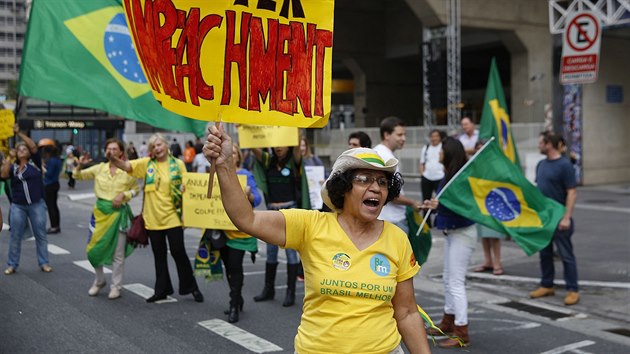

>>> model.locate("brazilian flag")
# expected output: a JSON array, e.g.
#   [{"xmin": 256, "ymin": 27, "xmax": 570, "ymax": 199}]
[
  {"xmin": 439, "ymin": 142, "xmax": 565, "ymax": 256},
  {"xmin": 19, "ymin": 0, "xmax": 207, "ymax": 137},
  {"xmin": 479, "ymin": 58, "xmax": 521, "ymax": 167},
  {"xmin": 405, "ymin": 206, "xmax": 432, "ymax": 265}
]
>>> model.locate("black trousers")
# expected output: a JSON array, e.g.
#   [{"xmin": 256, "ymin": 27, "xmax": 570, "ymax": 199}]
[
  {"xmin": 421, "ymin": 176, "xmax": 440, "ymax": 227},
  {"xmin": 220, "ymin": 246, "xmax": 245, "ymax": 306},
  {"xmin": 148, "ymin": 227, "xmax": 198, "ymax": 295},
  {"xmin": 44, "ymin": 182, "xmax": 60, "ymax": 228},
  {"xmin": 420, "ymin": 176, "xmax": 440, "ymax": 201}
]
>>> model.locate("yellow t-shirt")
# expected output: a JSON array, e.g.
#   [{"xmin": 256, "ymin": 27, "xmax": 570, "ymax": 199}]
[
  {"xmin": 129, "ymin": 157, "xmax": 186, "ymax": 230},
  {"xmin": 282, "ymin": 209, "xmax": 420, "ymax": 354}
]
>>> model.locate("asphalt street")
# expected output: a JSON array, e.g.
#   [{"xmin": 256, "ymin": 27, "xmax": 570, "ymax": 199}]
[{"xmin": 0, "ymin": 178, "xmax": 629, "ymax": 353}]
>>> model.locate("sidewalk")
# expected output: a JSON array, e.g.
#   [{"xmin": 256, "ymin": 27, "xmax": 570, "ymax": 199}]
[{"xmin": 417, "ymin": 184, "xmax": 630, "ymax": 326}]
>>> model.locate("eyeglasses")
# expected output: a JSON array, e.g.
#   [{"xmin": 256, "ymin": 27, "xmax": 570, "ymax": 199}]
[{"xmin": 352, "ymin": 175, "xmax": 389, "ymax": 188}]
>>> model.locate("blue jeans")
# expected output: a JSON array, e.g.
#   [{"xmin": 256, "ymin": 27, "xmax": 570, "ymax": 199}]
[
  {"xmin": 265, "ymin": 201, "xmax": 299, "ymax": 265},
  {"xmin": 539, "ymin": 219, "xmax": 578, "ymax": 291},
  {"xmin": 266, "ymin": 243, "xmax": 299, "ymax": 265},
  {"xmin": 8, "ymin": 199, "xmax": 50, "ymax": 268}
]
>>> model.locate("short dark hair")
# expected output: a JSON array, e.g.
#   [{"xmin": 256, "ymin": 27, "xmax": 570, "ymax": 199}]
[
  {"xmin": 105, "ymin": 138, "xmax": 125, "ymax": 152},
  {"xmin": 429, "ymin": 129, "xmax": 446, "ymax": 141},
  {"xmin": 379, "ymin": 116, "xmax": 404, "ymax": 140},
  {"xmin": 348, "ymin": 131, "xmax": 372, "ymax": 148},
  {"xmin": 326, "ymin": 169, "xmax": 403, "ymax": 210},
  {"xmin": 540, "ymin": 131, "xmax": 562, "ymax": 150},
  {"xmin": 461, "ymin": 116, "xmax": 473, "ymax": 124}
]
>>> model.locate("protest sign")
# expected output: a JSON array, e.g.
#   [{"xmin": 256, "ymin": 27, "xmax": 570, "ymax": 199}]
[
  {"xmin": 0, "ymin": 110, "xmax": 15, "ymax": 139},
  {"xmin": 237, "ymin": 125, "xmax": 299, "ymax": 148},
  {"xmin": 304, "ymin": 165, "xmax": 324, "ymax": 210},
  {"xmin": 183, "ymin": 172, "xmax": 247, "ymax": 230},
  {"xmin": 123, "ymin": 0, "xmax": 335, "ymax": 128}
]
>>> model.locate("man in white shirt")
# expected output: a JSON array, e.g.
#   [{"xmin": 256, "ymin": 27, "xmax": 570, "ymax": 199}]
[
  {"xmin": 373, "ymin": 117, "xmax": 423, "ymax": 234},
  {"xmin": 458, "ymin": 116, "xmax": 479, "ymax": 157}
]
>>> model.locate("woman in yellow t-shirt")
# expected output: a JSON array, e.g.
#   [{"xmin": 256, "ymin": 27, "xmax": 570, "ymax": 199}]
[
  {"xmin": 204, "ymin": 125, "xmax": 431, "ymax": 354},
  {"xmin": 108, "ymin": 133, "xmax": 203, "ymax": 304}
]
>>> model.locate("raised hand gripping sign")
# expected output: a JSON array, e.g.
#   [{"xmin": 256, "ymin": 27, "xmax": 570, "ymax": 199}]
[{"xmin": 123, "ymin": 0, "xmax": 334, "ymax": 128}]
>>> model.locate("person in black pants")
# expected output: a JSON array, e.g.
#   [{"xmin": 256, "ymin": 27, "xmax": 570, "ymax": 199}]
[
  {"xmin": 107, "ymin": 133, "xmax": 203, "ymax": 303},
  {"xmin": 418, "ymin": 129, "xmax": 445, "ymax": 227},
  {"xmin": 42, "ymin": 143, "xmax": 62, "ymax": 234},
  {"xmin": 218, "ymin": 144, "xmax": 262, "ymax": 323}
]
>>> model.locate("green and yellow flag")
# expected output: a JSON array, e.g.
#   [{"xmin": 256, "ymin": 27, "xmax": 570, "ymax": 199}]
[
  {"xmin": 19, "ymin": 0, "xmax": 207, "ymax": 136},
  {"xmin": 439, "ymin": 142, "xmax": 565, "ymax": 256},
  {"xmin": 406, "ymin": 206, "xmax": 432, "ymax": 265},
  {"xmin": 479, "ymin": 58, "xmax": 520, "ymax": 167}
]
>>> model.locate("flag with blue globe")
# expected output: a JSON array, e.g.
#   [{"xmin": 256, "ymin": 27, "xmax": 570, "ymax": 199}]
[
  {"xmin": 439, "ymin": 142, "xmax": 564, "ymax": 256},
  {"xmin": 19, "ymin": 0, "xmax": 207, "ymax": 136}
]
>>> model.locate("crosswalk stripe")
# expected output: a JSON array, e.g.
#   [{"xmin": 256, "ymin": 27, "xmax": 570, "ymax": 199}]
[
  {"xmin": 67, "ymin": 192, "xmax": 96, "ymax": 201},
  {"xmin": 47, "ymin": 244, "xmax": 71, "ymax": 255},
  {"xmin": 198, "ymin": 319, "xmax": 283, "ymax": 353},
  {"xmin": 73, "ymin": 260, "xmax": 111, "ymax": 274},
  {"xmin": 123, "ymin": 283, "xmax": 177, "ymax": 303}
]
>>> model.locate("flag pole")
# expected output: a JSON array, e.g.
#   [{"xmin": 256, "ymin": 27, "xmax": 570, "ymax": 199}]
[
  {"xmin": 206, "ymin": 114, "xmax": 223, "ymax": 198},
  {"xmin": 416, "ymin": 137, "xmax": 496, "ymax": 236}
]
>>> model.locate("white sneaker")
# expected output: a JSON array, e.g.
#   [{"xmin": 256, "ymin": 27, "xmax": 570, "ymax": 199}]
[
  {"xmin": 108, "ymin": 287, "xmax": 121, "ymax": 300},
  {"xmin": 88, "ymin": 282, "xmax": 106, "ymax": 296}
]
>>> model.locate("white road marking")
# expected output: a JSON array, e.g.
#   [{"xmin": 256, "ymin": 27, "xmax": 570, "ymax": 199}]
[
  {"xmin": 575, "ymin": 203, "xmax": 630, "ymax": 214},
  {"xmin": 67, "ymin": 192, "xmax": 96, "ymax": 201},
  {"xmin": 123, "ymin": 283, "xmax": 177, "ymax": 303},
  {"xmin": 469, "ymin": 317, "xmax": 541, "ymax": 331},
  {"xmin": 47, "ymin": 244, "xmax": 70, "ymax": 255},
  {"xmin": 24, "ymin": 239, "xmax": 71, "ymax": 255},
  {"xmin": 73, "ymin": 260, "xmax": 111, "ymax": 274},
  {"xmin": 539, "ymin": 340, "xmax": 596, "ymax": 354},
  {"xmin": 198, "ymin": 319, "xmax": 283, "ymax": 353},
  {"xmin": 467, "ymin": 272, "xmax": 630, "ymax": 289}
]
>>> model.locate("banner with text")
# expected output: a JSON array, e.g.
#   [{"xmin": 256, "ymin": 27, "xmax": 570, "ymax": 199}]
[
  {"xmin": 237, "ymin": 125, "xmax": 299, "ymax": 148},
  {"xmin": 123, "ymin": 0, "xmax": 334, "ymax": 128},
  {"xmin": 183, "ymin": 172, "xmax": 247, "ymax": 230}
]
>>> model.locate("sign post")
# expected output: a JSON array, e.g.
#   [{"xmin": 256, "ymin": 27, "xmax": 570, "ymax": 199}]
[{"xmin": 560, "ymin": 11, "xmax": 602, "ymax": 84}]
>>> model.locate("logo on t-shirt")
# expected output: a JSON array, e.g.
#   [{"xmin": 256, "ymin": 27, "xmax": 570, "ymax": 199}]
[
  {"xmin": 370, "ymin": 254, "xmax": 390, "ymax": 277},
  {"xmin": 332, "ymin": 253, "xmax": 351, "ymax": 271},
  {"xmin": 410, "ymin": 253, "xmax": 417, "ymax": 268}
]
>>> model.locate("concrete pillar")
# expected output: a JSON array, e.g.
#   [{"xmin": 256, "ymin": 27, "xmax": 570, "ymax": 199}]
[
  {"xmin": 343, "ymin": 58, "xmax": 367, "ymax": 128},
  {"xmin": 511, "ymin": 28, "xmax": 553, "ymax": 124}
]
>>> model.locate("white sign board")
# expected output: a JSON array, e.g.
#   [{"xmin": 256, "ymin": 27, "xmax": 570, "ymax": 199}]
[
  {"xmin": 304, "ymin": 166, "xmax": 325, "ymax": 210},
  {"xmin": 560, "ymin": 11, "xmax": 602, "ymax": 84}
]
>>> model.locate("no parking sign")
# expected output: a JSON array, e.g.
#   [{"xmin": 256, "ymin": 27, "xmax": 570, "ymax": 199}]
[{"xmin": 560, "ymin": 11, "xmax": 602, "ymax": 84}]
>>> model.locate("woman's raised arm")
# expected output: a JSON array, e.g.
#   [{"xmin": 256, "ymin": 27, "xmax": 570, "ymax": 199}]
[{"xmin": 205, "ymin": 124, "xmax": 287, "ymax": 247}]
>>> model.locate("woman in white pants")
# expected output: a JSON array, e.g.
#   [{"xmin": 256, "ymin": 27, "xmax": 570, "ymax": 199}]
[
  {"xmin": 73, "ymin": 139, "xmax": 139, "ymax": 299},
  {"xmin": 425, "ymin": 137, "xmax": 476, "ymax": 348}
]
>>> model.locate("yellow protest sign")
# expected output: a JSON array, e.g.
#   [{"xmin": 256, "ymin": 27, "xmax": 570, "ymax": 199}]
[
  {"xmin": 123, "ymin": 0, "xmax": 334, "ymax": 128},
  {"xmin": 183, "ymin": 172, "xmax": 247, "ymax": 230},
  {"xmin": 0, "ymin": 110, "xmax": 15, "ymax": 139},
  {"xmin": 237, "ymin": 125, "xmax": 299, "ymax": 148}
]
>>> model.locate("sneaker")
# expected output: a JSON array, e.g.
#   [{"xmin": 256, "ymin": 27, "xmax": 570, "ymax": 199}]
[
  {"xmin": 108, "ymin": 287, "xmax": 121, "ymax": 300},
  {"xmin": 88, "ymin": 281, "xmax": 106, "ymax": 296},
  {"xmin": 46, "ymin": 227, "xmax": 61, "ymax": 234},
  {"xmin": 529, "ymin": 287, "xmax": 555, "ymax": 298},
  {"xmin": 40, "ymin": 265, "xmax": 53, "ymax": 273},
  {"xmin": 4, "ymin": 267, "xmax": 16, "ymax": 275},
  {"xmin": 564, "ymin": 291, "xmax": 580, "ymax": 305}
]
